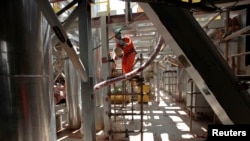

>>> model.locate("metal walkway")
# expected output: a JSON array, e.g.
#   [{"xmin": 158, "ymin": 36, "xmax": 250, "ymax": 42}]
[{"xmin": 138, "ymin": 2, "xmax": 250, "ymax": 124}]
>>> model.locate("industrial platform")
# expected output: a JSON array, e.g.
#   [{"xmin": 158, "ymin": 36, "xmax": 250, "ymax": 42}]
[{"xmin": 57, "ymin": 90, "xmax": 213, "ymax": 141}]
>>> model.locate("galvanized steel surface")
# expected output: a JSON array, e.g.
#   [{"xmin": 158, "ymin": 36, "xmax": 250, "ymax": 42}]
[
  {"xmin": 0, "ymin": 0, "xmax": 56, "ymax": 141},
  {"xmin": 64, "ymin": 59, "xmax": 81, "ymax": 130}
]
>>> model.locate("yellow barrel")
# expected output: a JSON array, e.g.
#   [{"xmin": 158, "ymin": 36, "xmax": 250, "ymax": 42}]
[{"xmin": 137, "ymin": 84, "xmax": 150, "ymax": 94}]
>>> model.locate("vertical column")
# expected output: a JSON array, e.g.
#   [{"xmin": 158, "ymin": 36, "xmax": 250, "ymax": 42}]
[
  {"xmin": 245, "ymin": 5, "xmax": 250, "ymax": 66},
  {"xmin": 125, "ymin": 0, "xmax": 132, "ymax": 26},
  {"xmin": 163, "ymin": 71, "xmax": 166, "ymax": 92},
  {"xmin": 0, "ymin": 0, "xmax": 56, "ymax": 141},
  {"xmin": 64, "ymin": 59, "xmax": 81, "ymax": 130},
  {"xmin": 224, "ymin": 9, "xmax": 230, "ymax": 62},
  {"xmin": 153, "ymin": 62, "xmax": 160, "ymax": 103},
  {"xmin": 100, "ymin": 16, "xmax": 111, "ymax": 138},
  {"xmin": 93, "ymin": 27, "xmax": 104, "ymax": 132},
  {"xmin": 79, "ymin": 1, "xmax": 96, "ymax": 141},
  {"xmin": 153, "ymin": 62, "xmax": 157, "ymax": 101},
  {"xmin": 156, "ymin": 62, "xmax": 160, "ymax": 103}
]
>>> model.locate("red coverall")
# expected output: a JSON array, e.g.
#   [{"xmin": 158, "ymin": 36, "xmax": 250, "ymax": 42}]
[{"xmin": 116, "ymin": 36, "xmax": 136, "ymax": 73}]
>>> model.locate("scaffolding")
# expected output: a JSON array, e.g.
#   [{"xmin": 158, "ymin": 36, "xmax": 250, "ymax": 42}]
[
  {"xmin": 107, "ymin": 54, "xmax": 146, "ymax": 141},
  {"xmin": 163, "ymin": 70, "xmax": 177, "ymax": 96},
  {"xmin": 186, "ymin": 79, "xmax": 214, "ymax": 131}
]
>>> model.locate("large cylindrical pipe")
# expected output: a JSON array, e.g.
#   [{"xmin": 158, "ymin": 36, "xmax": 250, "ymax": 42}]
[
  {"xmin": 93, "ymin": 29, "xmax": 104, "ymax": 131},
  {"xmin": 93, "ymin": 28, "xmax": 103, "ymax": 106},
  {"xmin": 64, "ymin": 59, "xmax": 81, "ymax": 130},
  {"xmin": 0, "ymin": 0, "xmax": 56, "ymax": 141}
]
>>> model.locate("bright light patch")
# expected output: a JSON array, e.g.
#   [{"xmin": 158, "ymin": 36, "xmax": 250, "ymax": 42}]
[
  {"xmin": 169, "ymin": 116, "xmax": 183, "ymax": 122},
  {"xmin": 165, "ymin": 106, "xmax": 181, "ymax": 110},
  {"xmin": 152, "ymin": 110, "xmax": 163, "ymax": 114},
  {"xmin": 154, "ymin": 116, "xmax": 160, "ymax": 119},
  {"xmin": 160, "ymin": 133, "xmax": 170, "ymax": 141},
  {"xmin": 57, "ymin": 135, "xmax": 68, "ymax": 141},
  {"xmin": 72, "ymin": 129, "xmax": 80, "ymax": 134},
  {"xmin": 96, "ymin": 130, "xmax": 104, "ymax": 135},
  {"xmin": 178, "ymin": 110, "xmax": 187, "ymax": 115},
  {"xmin": 159, "ymin": 90, "xmax": 165, "ymax": 96},
  {"xmin": 110, "ymin": 0, "xmax": 125, "ymax": 14},
  {"xmin": 165, "ymin": 110, "xmax": 176, "ymax": 114},
  {"xmin": 176, "ymin": 122, "xmax": 190, "ymax": 131},
  {"xmin": 181, "ymin": 133, "xmax": 194, "ymax": 139},
  {"xmin": 129, "ymin": 132, "xmax": 154, "ymax": 141},
  {"xmin": 159, "ymin": 102, "xmax": 168, "ymax": 106},
  {"xmin": 201, "ymin": 127, "xmax": 207, "ymax": 132},
  {"xmin": 131, "ymin": 115, "xmax": 151, "ymax": 120},
  {"xmin": 215, "ymin": 15, "xmax": 221, "ymax": 20}
]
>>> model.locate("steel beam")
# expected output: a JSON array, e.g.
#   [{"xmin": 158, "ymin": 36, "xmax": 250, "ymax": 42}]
[
  {"xmin": 139, "ymin": 2, "xmax": 250, "ymax": 124},
  {"xmin": 79, "ymin": 0, "xmax": 96, "ymax": 140}
]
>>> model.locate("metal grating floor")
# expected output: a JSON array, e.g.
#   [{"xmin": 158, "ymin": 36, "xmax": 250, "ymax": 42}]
[{"xmin": 57, "ymin": 90, "xmax": 213, "ymax": 141}]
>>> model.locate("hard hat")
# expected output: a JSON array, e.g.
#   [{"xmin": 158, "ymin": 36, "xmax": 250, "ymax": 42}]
[
  {"xmin": 114, "ymin": 47, "xmax": 123, "ymax": 57},
  {"xmin": 114, "ymin": 28, "xmax": 122, "ymax": 35}
]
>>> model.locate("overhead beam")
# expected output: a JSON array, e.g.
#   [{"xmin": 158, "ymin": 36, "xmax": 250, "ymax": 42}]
[{"xmin": 92, "ymin": 12, "xmax": 149, "ymax": 27}]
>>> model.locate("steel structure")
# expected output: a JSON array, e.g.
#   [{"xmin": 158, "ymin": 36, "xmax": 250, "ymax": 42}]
[{"xmin": 1, "ymin": 0, "xmax": 250, "ymax": 141}]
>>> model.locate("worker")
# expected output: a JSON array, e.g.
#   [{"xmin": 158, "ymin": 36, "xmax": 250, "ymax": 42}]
[{"xmin": 113, "ymin": 29, "xmax": 137, "ymax": 73}]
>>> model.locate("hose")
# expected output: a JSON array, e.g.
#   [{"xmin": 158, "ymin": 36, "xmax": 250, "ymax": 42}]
[{"xmin": 94, "ymin": 36, "xmax": 165, "ymax": 91}]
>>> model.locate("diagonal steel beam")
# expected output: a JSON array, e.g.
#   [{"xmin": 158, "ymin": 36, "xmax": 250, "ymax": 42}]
[
  {"xmin": 35, "ymin": 0, "xmax": 88, "ymax": 82},
  {"xmin": 139, "ymin": 2, "xmax": 250, "ymax": 124}
]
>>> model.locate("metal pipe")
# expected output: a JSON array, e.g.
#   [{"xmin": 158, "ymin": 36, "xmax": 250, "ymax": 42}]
[
  {"xmin": 131, "ymin": 82, "xmax": 134, "ymax": 120},
  {"xmin": 100, "ymin": 16, "xmax": 111, "ymax": 138},
  {"xmin": 158, "ymin": 63, "xmax": 166, "ymax": 70},
  {"xmin": 93, "ymin": 28, "xmax": 105, "ymax": 132},
  {"xmin": 230, "ymin": 51, "xmax": 250, "ymax": 58},
  {"xmin": 189, "ymin": 79, "xmax": 194, "ymax": 132},
  {"xmin": 93, "ymin": 28, "xmax": 103, "ymax": 106},
  {"xmin": 229, "ymin": 51, "xmax": 250, "ymax": 74},
  {"xmin": 64, "ymin": 59, "xmax": 81, "ymax": 130},
  {"xmin": 202, "ymin": 12, "xmax": 221, "ymax": 29},
  {"xmin": 139, "ymin": 54, "xmax": 143, "ymax": 141},
  {"xmin": 53, "ymin": 71, "xmax": 63, "ymax": 83},
  {"xmin": 56, "ymin": 0, "xmax": 79, "ymax": 16},
  {"xmin": 51, "ymin": 2, "xmax": 82, "ymax": 46},
  {"xmin": 125, "ymin": 0, "xmax": 132, "ymax": 26},
  {"xmin": 224, "ymin": 9, "xmax": 230, "ymax": 62},
  {"xmin": 156, "ymin": 62, "xmax": 160, "ymax": 102},
  {"xmin": 107, "ymin": 0, "xmax": 111, "ymax": 23},
  {"xmin": 0, "ymin": 0, "xmax": 56, "ymax": 140},
  {"xmin": 224, "ymin": 26, "xmax": 250, "ymax": 41},
  {"xmin": 35, "ymin": 0, "xmax": 88, "ymax": 82},
  {"xmin": 78, "ymin": 1, "xmax": 96, "ymax": 140},
  {"xmin": 153, "ymin": 62, "xmax": 157, "ymax": 98},
  {"xmin": 94, "ymin": 36, "xmax": 165, "ymax": 91}
]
